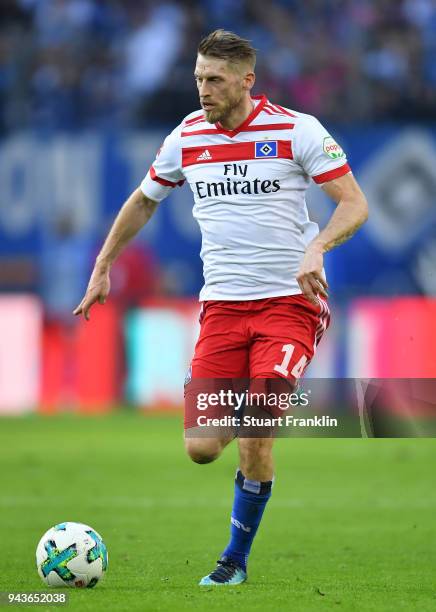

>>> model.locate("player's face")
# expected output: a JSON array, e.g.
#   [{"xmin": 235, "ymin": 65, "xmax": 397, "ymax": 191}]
[{"xmin": 195, "ymin": 55, "xmax": 251, "ymax": 124}]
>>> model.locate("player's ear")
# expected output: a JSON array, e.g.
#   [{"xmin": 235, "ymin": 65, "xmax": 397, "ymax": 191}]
[{"xmin": 243, "ymin": 70, "xmax": 255, "ymax": 92}]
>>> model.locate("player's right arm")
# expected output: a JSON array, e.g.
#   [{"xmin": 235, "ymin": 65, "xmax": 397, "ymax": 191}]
[
  {"xmin": 73, "ymin": 189, "xmax": 158, "ymax": 320},
  {"xmin": 74, "ymin": 123, "xmax": 185, "ymax": 321}
]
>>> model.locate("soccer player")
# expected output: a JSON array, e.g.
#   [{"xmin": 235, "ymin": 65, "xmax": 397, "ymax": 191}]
[{"xmin": 74, "ymin": 30, "xmax": 368, "ymax": 585}]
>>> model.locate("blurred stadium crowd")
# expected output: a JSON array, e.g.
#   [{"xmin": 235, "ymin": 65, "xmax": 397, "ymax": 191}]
[{"xmin": 1, "ymin": 0, "xmax": 436, "ymax": 132}]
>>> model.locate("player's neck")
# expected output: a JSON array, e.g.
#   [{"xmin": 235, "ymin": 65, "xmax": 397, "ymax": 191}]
[{"xmin": 218, "ymin": 95, "xmax": 255, "ymax": 131}]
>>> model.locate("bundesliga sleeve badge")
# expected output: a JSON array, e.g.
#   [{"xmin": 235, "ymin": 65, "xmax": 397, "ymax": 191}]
[
  {"xmin": 323, "ymin": 136, "xmax": 345, "ymax": 160},
  {"xmin": 255, "ymin": 141, "xmax": 278, "ymax": 158}
]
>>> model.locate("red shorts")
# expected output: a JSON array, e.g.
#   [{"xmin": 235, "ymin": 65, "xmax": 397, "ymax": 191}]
[{"xmin": 184, "ymin": 294, "xmax": 330, "ymax": 429}]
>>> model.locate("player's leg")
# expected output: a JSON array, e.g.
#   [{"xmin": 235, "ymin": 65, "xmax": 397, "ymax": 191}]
[
  {"xmin": 198, "ymin": 393, "xmax": 277, "ymax": 586},
  {"xmin": 208, "ymin": 295, "xmax": 330, "ymax": 581},
  {"xmin": 217, "ymin": 436, "xmax": 274, "ymax": 572},
  {"xmin": 211, "ymin": 375, "xmax": 295, "ymax": 582},
  {"xmin": 184, "ymin": 430, "xmax": 234, "ymax": 464},
  {"xmin": 184, "ymin": 301, "xmax": 249, "ymax": 465},
  {"xmin": 238, "ymin": 436, "xmax": 274, "ymax": 481}
]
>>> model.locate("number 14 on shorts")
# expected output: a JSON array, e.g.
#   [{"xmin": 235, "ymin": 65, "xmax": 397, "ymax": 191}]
[{"xmin": 274, "ymin": 343, "xmax": 308, "ymax": 378}]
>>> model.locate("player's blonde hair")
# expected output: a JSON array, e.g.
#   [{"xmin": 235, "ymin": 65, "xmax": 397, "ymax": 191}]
[{"xmin": 198, "ymin": 29, "xmax": 256, "ymax": 71}]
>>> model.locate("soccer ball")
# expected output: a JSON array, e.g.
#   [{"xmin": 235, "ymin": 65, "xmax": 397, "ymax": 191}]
[{"xmin": 36, "ymin": 522, "xmax": 108, "ymax": 588}]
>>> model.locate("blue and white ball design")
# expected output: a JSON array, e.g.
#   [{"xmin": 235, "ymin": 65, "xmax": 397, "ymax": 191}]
[{"xmin": 36, "ymin": 522, "xmax": 108, "ymax": 588}]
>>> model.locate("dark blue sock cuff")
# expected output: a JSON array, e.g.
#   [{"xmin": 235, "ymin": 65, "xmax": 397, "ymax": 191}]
[{"xmin": 235, "ymin": 469, "xmax": 273, "ymax": 495}]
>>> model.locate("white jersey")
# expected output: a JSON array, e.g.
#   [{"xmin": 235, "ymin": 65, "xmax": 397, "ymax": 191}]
[{"xmin": 141, "ymin": 95, "xmax": 350, "ymax": 301}]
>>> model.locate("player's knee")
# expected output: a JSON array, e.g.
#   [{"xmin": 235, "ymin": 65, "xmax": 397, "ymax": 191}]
[{"xmin": 184, "ymin": 438, "xmax": 222, "ymax": 464}]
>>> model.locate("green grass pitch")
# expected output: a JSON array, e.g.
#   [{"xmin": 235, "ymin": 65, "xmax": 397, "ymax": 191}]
[{"xmin": 0, "ymin": 412, "xmax": 435, "ymax": 611}]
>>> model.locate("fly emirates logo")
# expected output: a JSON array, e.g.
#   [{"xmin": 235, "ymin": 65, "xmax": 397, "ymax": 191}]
[{"xmin": 194, "ymin": 164, "xmax": 281, "ymax": 199}]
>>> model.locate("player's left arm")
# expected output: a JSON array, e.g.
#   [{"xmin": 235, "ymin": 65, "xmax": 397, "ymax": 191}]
[{"xmin": 296, "ymin": 172, "xmax": 368, "ymax": 304}]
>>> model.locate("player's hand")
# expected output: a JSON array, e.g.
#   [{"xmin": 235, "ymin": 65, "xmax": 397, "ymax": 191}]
[
  {"xmin": 296, "ymin": 246, "xmax": 328, "ymax": 306},
  {"xmin": 73, "ymin": 264, "xmax": 110, "ymax": 321}
]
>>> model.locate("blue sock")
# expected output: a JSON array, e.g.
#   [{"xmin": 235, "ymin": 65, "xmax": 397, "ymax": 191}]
[{"xmin": 222, "ymin": 469, "xmax": 273, "ymax": 572}]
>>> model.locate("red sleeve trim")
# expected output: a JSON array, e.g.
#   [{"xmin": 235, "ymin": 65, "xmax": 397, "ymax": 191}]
[
  {"xmin": 150, "ymin": 166, "xmax": 185, "ymax": 187},
  {"xmin": 312, "ymin": 163, "xmax": 351, "ymax": 184}
]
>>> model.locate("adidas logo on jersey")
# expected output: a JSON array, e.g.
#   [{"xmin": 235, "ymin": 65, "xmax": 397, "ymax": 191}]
[{"xmin": 197, "ymin": 149, "xmax": 212, "ymax": 161}]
